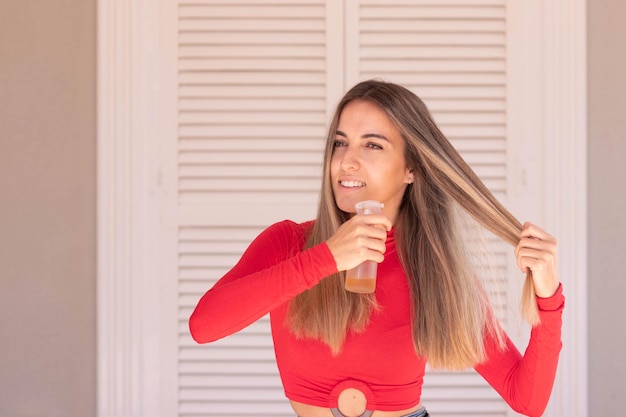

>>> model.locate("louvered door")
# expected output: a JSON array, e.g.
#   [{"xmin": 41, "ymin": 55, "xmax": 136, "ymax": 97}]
[
  {"xmin": 176, "ymin": 1, "xmax": 335, "ymax": 416},
  {"xmin": 345, "ymin": 1, "xmax": 515, "ymax": 416}
]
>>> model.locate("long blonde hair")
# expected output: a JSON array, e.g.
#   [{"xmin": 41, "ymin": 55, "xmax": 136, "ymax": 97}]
[{"xmin": 287, "ymin": 80, "xmax": 539, "ymax": 369}]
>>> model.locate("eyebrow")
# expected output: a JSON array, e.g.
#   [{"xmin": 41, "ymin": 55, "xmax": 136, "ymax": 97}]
[{"xmin": 336, "ymin": 130, "xmax": 390, "ymax": 142}]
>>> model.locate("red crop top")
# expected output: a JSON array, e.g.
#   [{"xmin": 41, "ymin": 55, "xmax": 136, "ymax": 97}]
[{"xmin": 189, "ymin": 220, "xmax": 564, "ymax": 417}]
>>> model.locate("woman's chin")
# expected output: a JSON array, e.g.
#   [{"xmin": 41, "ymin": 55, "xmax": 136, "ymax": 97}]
[{"xmin": 334, "ymin": 196, "xmax": 360, "ymax": 213}]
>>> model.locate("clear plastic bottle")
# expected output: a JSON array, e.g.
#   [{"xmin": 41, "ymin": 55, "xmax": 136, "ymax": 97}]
[{"xmin": 345, "ymin": 200, "xmax": 383, "ymax": 294}]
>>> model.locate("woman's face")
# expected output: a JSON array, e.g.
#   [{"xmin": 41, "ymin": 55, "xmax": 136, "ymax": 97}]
[{"xmin": 330, "ymin": 99, "xmax": 413, "ymax": 224}]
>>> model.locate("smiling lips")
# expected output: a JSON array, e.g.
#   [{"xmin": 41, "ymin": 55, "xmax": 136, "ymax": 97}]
[{"xmin": 339, "ymin": 180, "xmax": 365, "ymax": 188}]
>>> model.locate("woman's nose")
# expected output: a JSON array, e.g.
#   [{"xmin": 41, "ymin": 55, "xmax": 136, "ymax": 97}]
[{"xmin": 340, "ymin": 145, "xmax": 360, "ymax": 170}]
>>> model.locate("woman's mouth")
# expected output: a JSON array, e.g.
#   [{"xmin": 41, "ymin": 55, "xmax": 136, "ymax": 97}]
[{"xmin": 339, "ymin": 180, "xmax": 365, "ymax": 188}]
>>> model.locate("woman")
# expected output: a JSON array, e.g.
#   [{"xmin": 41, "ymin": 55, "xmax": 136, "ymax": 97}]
[{"xmin": 189, "ymin": 80, "xmax": 563, "ymax": 417}]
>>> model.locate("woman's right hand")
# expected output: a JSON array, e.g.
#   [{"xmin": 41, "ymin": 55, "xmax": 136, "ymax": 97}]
[{"xmin": 325, "ymin": 214, "xmax": 392, "ymax": 272}]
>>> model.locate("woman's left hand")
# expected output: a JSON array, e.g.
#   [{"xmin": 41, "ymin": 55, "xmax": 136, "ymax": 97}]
[{"xmin": 515, "ymin": 222, "xmax": 560, "ymax": 298}]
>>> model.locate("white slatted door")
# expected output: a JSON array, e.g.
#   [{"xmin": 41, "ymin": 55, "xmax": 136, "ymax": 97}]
[
  {"xmin": 345, "ymin": 1, "xmax": 517, "ymax": 416},
  {"xmin": 176, "ymin": 1, "xmax": 336, "ymax": 416}
]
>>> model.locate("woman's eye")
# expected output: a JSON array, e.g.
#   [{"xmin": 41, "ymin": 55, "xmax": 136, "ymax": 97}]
[
  {"xmin": 333, "ymin": 139, "xmax": 347, "ymax": 148},
  {"xmin": 366, "ymin": 142, "xmax": 383, "ymax": 150}
]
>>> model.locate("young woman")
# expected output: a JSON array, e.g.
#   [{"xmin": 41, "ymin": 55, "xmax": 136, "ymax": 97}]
[{"xmin": 189, "ymin": 80, "xmax": 564, "ymax": 417}]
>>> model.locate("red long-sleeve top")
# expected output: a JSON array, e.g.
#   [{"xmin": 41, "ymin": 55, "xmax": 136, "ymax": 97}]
[{"xmin": 189, "ymin": 220, "xmax": 564, "ymax": 417}]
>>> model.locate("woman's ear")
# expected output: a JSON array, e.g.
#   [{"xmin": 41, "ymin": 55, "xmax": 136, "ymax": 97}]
[{"xmin": 406, "ymin": 169, "xmax": 414, "ymax": 184}]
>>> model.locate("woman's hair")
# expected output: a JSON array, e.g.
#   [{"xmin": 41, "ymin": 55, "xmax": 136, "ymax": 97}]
[{"xmin": 287, "ymin": 79, "xmax": 539, "ymax": 369}]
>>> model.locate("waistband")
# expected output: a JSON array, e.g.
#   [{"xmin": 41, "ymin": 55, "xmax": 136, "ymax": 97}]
[{"xmin": 329, "ymin": 406, "xmax": 428, "ymax": 417}]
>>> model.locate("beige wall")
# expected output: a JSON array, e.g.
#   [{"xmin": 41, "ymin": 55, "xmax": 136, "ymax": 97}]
[
  {"xmin": 0, "ymin": 1, "xmax": 624, "ymax": 416},
  {"xmin": 588, "ymin": 0, "xmax": 626, "ymax": 415},
  {"xmin": 0, "ymin": 0, "xmax": 96, "ymax": 416}
]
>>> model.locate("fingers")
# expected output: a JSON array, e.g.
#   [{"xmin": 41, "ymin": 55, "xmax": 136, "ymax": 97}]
[
  {"xmin": 326, "ymin": 214, "xmax": 391, "ymax": 272},
  {"xmin": 519, "ymin": 221, "xmax": 556, "ymax": 242},
  {"xmin": 515, "ymin": 222, "xmax": 557, "ymax": 269},
  {"xmin": 355, "ymin": 213, "xmax": 393, "ymax": 232},
  {"xmin": 515, "ymin": 222, "xmax": 560, "ymax": 298}
]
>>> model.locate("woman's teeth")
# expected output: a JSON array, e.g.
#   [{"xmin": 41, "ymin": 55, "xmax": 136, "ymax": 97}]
[{"xmin": 340, "ymin": 180, "xmax": 365, "ymax": 188}]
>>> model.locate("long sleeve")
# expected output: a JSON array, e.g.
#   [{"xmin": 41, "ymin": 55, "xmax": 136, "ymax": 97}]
[
  {"xmin": 189, "ymin": 220, "xmax": 338, "ymax": 344},
  {"xmin": 474, "ymin": 284, "xmax": 565, "ymax": 417}
]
